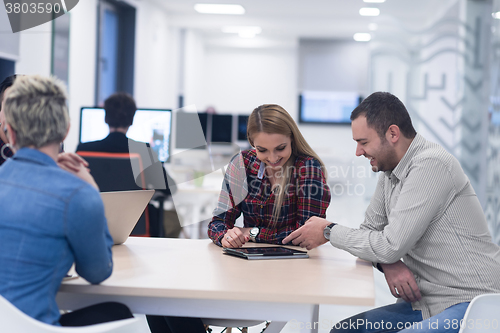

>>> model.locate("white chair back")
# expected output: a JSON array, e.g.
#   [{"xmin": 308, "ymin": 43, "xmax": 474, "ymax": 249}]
[
  {"xmin": 459, "ymin": 294, "xmax": 500, "ymax": 333},
  {"xmin": 0, "ymin": 295, "xmax": 149, "ymax": 333}
]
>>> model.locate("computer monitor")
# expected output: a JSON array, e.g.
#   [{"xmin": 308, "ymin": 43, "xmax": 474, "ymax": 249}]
[
  {"xmin": 237, "ymin": 115, "xmax": 249, "ymax": 141},
  {"xmin": 211, "ymin": 114, "xmax": 233, "ymax": 143},
  {"xmin": 174, "ymin": 112, "xmax": 235, "ymax": 148},
  {"xmin": 299, "ymin": 91, "xmax": 361, "ymax": 124},
  {"xmin": 199, "ymin": 112, "xmax": 209, "ymax": 140},
  {"xmin": 79, "ymin": 107, "xmax": 173, "ymax": 162}
]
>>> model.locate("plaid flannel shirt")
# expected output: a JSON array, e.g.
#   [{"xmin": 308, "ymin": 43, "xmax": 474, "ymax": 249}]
[{"xmin": 208, "ymin": 150, "xmax": 331, "ymax": 246}]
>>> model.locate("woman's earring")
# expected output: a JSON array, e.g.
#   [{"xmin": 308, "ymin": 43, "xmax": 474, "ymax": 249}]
[{"xmin": 1, "ymin": 143, "xmax": 12, "ymax": 160}]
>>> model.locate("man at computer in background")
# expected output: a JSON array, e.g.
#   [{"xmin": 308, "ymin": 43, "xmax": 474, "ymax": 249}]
[
  {"xmin": 0, "ymin": 75, "xmax": 133, "ymax": 326},
  {"xmin": 77, "ymin": 92, "xmax": 145, "ymax": 153},
  {"xmin": 76, "ymin": 92, "xmax": 180, "ymax": 237},
  {"xmin": 283, "ymin": 92, "xmax": 500, "ymax": 332}
]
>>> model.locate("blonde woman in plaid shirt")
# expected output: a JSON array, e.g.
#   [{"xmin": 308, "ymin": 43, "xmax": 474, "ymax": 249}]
[{"xmin": 208, "ymin": 104, "xmax": 331, "ymax": 248}]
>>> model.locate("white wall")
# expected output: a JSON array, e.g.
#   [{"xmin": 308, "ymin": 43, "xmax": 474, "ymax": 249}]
[
  {"xmin": 182, "ymin": 29, "xmax": 206, "ymax": 110},
  {"xmin": 298, "ymin": 40, "xmax": 370, "ymax": 162},
  {"xmin": 134, "ymin": 3, "xmax": 178, "ymax": 110},
  {"xmin": 200, "ymin": 45, "xmax": 298, "ymax": 115},
  {"xmin": 65, "ymin": 0, "xmax": 99, "ymax": 152},
  {"xmin": 15, "ymin": 22, "xmax": 52, "ymax": 76},
  {"xmin": 299, "ymin": 40, "xmax": 370, "ymax": 94}
]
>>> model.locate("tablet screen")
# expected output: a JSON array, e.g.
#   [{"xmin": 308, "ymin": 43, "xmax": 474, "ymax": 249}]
[
  {"xmin": 234, "ymin": 247, "xmax": 303, "ymax": 255},
  {"xmin": 223, "ymin": 246, "xmax": 308, "ymax": 259}
]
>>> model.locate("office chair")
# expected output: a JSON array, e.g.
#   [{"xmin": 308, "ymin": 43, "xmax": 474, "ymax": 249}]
[
  {"xmin": 459, "ymin": 293, "xmax": 500, "ymax": 332},
  {"xmin": 76, "ymin": 151, "xmax": 152, "ymax": 236},
  {"xmin": 0, "ymin": 295, "xmax": 150, "ymax": 333}
]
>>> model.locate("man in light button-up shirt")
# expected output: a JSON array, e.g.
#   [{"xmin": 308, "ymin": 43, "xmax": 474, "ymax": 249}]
[{"xmin": 284, "ymin": 92, "xmax": 500, "ymax": 333}]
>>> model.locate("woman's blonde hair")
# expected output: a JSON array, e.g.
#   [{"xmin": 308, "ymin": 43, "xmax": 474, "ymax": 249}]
[
  {"xmin": 247, "ymin": 104, "xmax": 326, "ymax": 223},
  {"xmin": 4, "ymin": 75, "xmax": 69, "ymax": 149}
]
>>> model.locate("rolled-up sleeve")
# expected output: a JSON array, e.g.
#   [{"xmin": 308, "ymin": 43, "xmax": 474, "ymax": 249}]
[{"xmin": 208, "ymin": 153, "xmax": 247, "ymax": 246}]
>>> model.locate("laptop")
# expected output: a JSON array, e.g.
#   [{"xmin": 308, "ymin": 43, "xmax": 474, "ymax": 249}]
[
  {"xmin": 100, "ymin": 190, "xmax": 155, "ymax": 245},
  {"xmin": 223, "ymin": 246, "xmax": 309, "ymax": 260}
]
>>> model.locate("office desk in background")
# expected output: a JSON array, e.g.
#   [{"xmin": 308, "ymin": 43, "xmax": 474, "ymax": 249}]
[
  {"xmin": 57, "ymin": 238, "xmax": 375, "ymax": 333},
  {"xmin": 170, "ymin": 170, "xmax": 223, "ymax": 238}
]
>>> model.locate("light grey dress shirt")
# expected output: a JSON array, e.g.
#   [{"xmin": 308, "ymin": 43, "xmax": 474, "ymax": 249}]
[{"xmin": 330, "ymin": 134, "xmax": 500, "ymax": 319}]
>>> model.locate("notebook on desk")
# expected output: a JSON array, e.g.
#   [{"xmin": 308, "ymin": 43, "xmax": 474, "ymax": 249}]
[
  {"xmin": 101, "ymin": 190, "xmax": 155, "ymax": 245},
  {"xmin": 223, "ymin": 246, "xmax": 309, "ymax": 260}
]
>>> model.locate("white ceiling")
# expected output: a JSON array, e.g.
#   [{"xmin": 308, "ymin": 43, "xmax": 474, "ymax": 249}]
[{"xmin": 149, "ymin": 0, "xmax": 456, "ymax": 41}]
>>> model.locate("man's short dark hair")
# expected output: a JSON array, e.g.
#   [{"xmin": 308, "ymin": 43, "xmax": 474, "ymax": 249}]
[
  {"xmin": 104, "ymin": 92, "xmax": 136, "ymax": 128},
  {"xmin": 350, "ymin": 92, "xmax": 417, "ymax": 139}
]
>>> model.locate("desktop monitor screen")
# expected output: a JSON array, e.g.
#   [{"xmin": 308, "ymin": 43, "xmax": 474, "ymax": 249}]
[
  {"xmin": 79, "ymin": 107, "xmax": 173, "ymax": 162},
  {"xmin": 211, "ymin": 114, "xmax": 233, "ymax": 143},
  {"xmin": 299, "ymin": 91, "xmax": 360, "ymax": 124},
  {"xmin": 237, "ymin": 115, "xmax": 249, "ymax": 141},
  {"xmin": 199, "ymin": 112, "xmax": 208, "ymax": 139}
]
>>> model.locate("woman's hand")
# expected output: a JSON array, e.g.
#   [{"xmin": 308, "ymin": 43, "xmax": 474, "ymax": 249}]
[
  {"xmin": 57, "ymin": 152, "xmax": 89, "ymax": 173},
  {"xmin": 57, "ymin": 153, "xmax": 98, "ymax": 190},
  {"xmin": 221, "ymin": 227, "xmax": 251, "ymax": 248}
]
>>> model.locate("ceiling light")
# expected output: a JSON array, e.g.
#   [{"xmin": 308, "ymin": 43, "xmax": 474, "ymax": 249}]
[
  {"xmin": 194, "ymin": 4, "xmax": 245, "ymax": 15},
  {"xmin": 493, "ymin": 11, "xmax": 500, "ymax": 19},
  {"xmin": 368, "ymin": 23, "xmax": 378, "ymax": 31},
  {"xmin": 222, "ymin": 26, "xmax": 262, "ymax": 38},
  {"xmin": 363, "ymin": 0, "xmax": 386, "ymax": 3},
  {"xmin": 222, "ymin": 26, "xmax": 261, "ymax": 34},
  {"xmin": 238, "ymin": 31, "xmax": 257, "ymax": 38},
  {"xmin": 353, "ymin": 33, "xmax": 371, "ymax": 42},
  {"xmin": 359, "ymin": 8, "xmax": 380, "ymax": 16}
]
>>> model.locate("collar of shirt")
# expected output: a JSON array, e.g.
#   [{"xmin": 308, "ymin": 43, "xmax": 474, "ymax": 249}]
[
  {"xmin": 388, "ymin": 133, "xmax": 425, "ymax": 182},
  {"xmin": 107, "ymin": 131, "xmax": 127, "ymax": 139},
  {"xmin": 246, "ymin": 150, "xmax": 262, "ymax": 176},
  {"xmin": 12, "ymin": 147, "xmax": 58, "ymax": 168}
]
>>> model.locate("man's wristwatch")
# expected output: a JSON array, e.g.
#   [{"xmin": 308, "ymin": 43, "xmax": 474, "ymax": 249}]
[
  {"xmin": 323, "ymin": 223, "xmax": 336, "ymax": 241},
  {"xmin": 249, "ymin": 227, "xmax": 259, "ymax": 242}
]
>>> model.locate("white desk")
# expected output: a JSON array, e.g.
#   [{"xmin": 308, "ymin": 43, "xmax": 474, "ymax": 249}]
[{"xmin": 57, "ymin": 238, "xmax": 374, "ymax": 333}]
